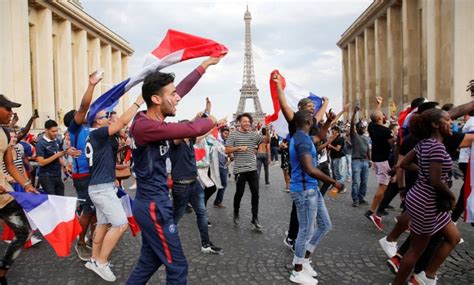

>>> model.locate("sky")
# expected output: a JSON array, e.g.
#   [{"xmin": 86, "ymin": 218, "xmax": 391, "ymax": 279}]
[{"xmin": 81, "ymin": 0, "xmax": 371, "ymax": 122}]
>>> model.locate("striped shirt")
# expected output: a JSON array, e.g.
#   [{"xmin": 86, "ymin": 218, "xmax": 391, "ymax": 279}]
[
  {"xmin": 2, "ymin": 144, "xmax": 25, "ymax": 177},
  {"xmin": 225, "ymin": 129, "xmax": 263, "ymax": 174},
  {"xmin": 405, "ymin": 138, "xmax": 452, "ymax": 235}
]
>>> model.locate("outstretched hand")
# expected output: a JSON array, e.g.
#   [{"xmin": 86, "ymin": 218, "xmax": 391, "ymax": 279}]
[
  {"xmin": 89, "ymin": 70, "xmax": 104, "ymax": 85},
  {"xmin": 376, "ymin": 96, "xmax": 383, "ymax": 105}
]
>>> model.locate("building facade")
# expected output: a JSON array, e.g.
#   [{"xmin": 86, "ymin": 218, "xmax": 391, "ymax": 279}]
[
  {"xmin": 337, "ymin": 0, "xmax": 474, "ymax": 117},
  {"xmin": 1, "ymin": 0, "xmax": 133, "ymax": 128}
]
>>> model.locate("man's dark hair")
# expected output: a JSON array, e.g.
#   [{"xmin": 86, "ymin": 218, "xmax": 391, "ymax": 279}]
[
  {"xmin": 142, "ymin": 71, "xmax": 176, "ymax": 108},
  {"xmin": 236, "ymin": 112, "xmax": 253, "ymax": 124},
  {"xmin": 441, "ymin": 103, "xmax": 454, "ymax": 112},
  {"xmin": 411, "ymin": 97, "xmax": 426, "ymax": 109},
  {"xmin": 63, "ymin": 109, "xmax": 76, "ymax": 128},
  {"xmin": 294, "ymin": 110, "xmax": 312, "ymax": 129},
  {"xmin": 220, "ymin": 127, "xmax": 230, "ymax": 133},
  {"xmin": 417, "ymin": 101, "xmax": 439, "ymax": 114},
  {"xmin": 45, "ymin": 119, "xmax": 58, "ymax": 129}
]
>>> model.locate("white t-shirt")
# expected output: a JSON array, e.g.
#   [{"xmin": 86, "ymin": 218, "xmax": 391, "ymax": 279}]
[{"xmin": 459, "ymin": 116, "xmax": 474, "ymax": 163}]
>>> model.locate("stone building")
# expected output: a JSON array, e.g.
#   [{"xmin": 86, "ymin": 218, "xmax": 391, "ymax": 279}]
[
  {"xmin": 337, "ymin": 0, "xmax": 474, "ymax": 117},
  {"xmin": 1, "ymin": 0, "xmax": 133, "ymax": 128}
]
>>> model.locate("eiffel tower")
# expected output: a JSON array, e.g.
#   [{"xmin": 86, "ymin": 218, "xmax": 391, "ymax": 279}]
[{"xmin": 233, "ymin": 5, "xmax": 265, "ymax": 124}]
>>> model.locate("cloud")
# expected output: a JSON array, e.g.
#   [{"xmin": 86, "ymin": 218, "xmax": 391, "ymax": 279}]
[{"xmin": 81, "ymin": 0, "xmax": 370, "ymax": 121}]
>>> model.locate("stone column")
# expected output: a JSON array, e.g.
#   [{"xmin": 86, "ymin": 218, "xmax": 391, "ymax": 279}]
[
  {"xmin": 342, "ymin": 48, "xmax": 349, "ymax": 110},
  {"xmin": 348, "ymin": 42, "xmax": 357, "ymax": 110},
  {"xmin": 453, "ymin": 0, "xmax": 474, "ymax": 105},
  {"xmin": 73, "ymin": 30, "xmax": 88, "ymax": 109},
  {"xmin": 35, "ymin": 8, "xmax": 55, "ymax": 125},
  {"xmin": 402, "ymin": 0, "xmax": 421, "ymax": 105},
  {"xmin": 101, "ymin": 44, "xmax": 112, "ymax": 95},
  {"xmin": 355, "ymin": 36, "xmax": 365, "ymax": 114},
  {"xmin": 88, "ymin": 37, "xmax": 101, "ymax": 98},
  {"xmin": 121, "ymin": 55, "xmax": 131, "ymax": 115},
  {"xmin": 112, "ymin": 50, "xmax": 123, "ymax": 113},
  {"xmin": 56, "ymin": 20, "xmax": 74, "ymax": 125},
  {"xmin": 0, "ymin": 0, "xmax": 33, "ymax": 126},
  {"xmin": 438, "ymin": 0, "xmax": 454, "ymax": 105},
  {"xmin": 375, "ymin": 17, "xmax": 388, "ymax": 114},
  {"xmin": 364, "ymin": 28, "xmax": 376, "ymax": 116},
  {"xmin": 387, "ymin": 6, "xmax": 403, "ymax": 114}
]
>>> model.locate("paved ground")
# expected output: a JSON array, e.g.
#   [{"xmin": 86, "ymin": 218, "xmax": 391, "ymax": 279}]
[{"xmin": 2, "ymin": 163, "xmax": 474, "ymax": 284}]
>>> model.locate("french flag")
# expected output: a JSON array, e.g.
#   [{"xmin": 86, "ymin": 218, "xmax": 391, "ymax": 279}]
[
  {"xmin": 117, "ymin": 187, "xmax": 140, "ymax": 237},
  {"xmin": 87, "ymin": 29, "xmax": 228, "ymax": 125},
  {"xmin": 9, "ymin": 192, "xmax": 82, "ymax": 257},
  {"xmin": 265, "ymin": 70, "xmax": 322, "ymax": 138}
]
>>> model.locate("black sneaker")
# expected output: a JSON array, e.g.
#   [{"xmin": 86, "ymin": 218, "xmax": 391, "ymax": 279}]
[
  {"xmin": 364, "ymin": 210, "xmax": 374, "ymax": 220},
  {"xmin": 251, "ymin": 218, "xmax": 262, "ymax": 230},
  {"xmin": 207, "ymin": 221, "xmax": 212, "ymax": 227},
  {"xmin": 233, "ymin": 213, "xmax": 240, "ymax": 225},
  {"xmin": 185, "ymin": 205, "xmax": 193, "ymax": 213},
  {"xmin": 352, "ymin": 201, "xmax": 359, "ymax": 207},
  {"xmin": 359, "ymin": 200, "xmax": 369, "ymax": 205},
  {"xmin": 377, "ymin": 210, "xmax": 389, "ymax": 216},
  {"xmin": 386, "ymin": 205, "xmax": 395, "ymax": 210},
  {"xmin": 283, "ymin": 236, "xmax": 295, "ymax": 252},
  {"xmin": 201, "ymin": 241, "xmax": 222, "ymax": 254}
]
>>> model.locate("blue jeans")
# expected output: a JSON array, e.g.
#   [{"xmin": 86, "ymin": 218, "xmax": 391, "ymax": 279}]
[
  {"xmin": 351, "ymin": 159, "xmax": 369, "ymax": 203},
  {"xmin": 345, "ymin": 154, "xmax": 352, "ymax": 181},
  {"xmin": 271, "ymin": 146, "xmax": 279, "ymax": 161},
  {"xmin": 291, "ymin": 189, "xmax": 332, "ymax": 264},
  {"xmin": 331, "ymin": 157, "xmax": 345, "ymax": 184},
  {"xmin": 214, "ymin": 168, "xmax": 228, "ymax": 205},
  {"xmin": 172, "ymin": 181, "xmax": 209, "ymax": 245}
]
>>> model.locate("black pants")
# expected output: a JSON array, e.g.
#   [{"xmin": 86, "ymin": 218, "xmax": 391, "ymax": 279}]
[
  {"xmin": 234, "ymin": 170, "xmax": 259, "ymax": 219},
  {"xmin": 204, "ymin": 185, "xmax": 217, "ymax": 207},
  {"xmin": 318, "ymin": 161, "xmax": 331, "ymax": 196},
  {"xmin": 39, "ymin": 176, "xmax": 64, "ymax": 196},
  {"xmin": 452, "ymin": 163, "xmax": 467, "ymax": 222},
  {"xmin": 0, "ymin": 201, "xmax": 32, "ymax": 269},
  {"xmin": 377, "ymin": 182, "xmax": 398, "ymax": 215}
]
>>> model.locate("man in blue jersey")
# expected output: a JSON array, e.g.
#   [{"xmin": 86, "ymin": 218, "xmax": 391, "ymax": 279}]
[
  {"xmin": 63, "ymin": 71, "xmax": 102, "ymax": 261},
  {"xmin": 288, "ymin": 110, "xmax": 342, "ymax": 284},
  {"xmin": 127, "ymin": 57, "xmax": 220, "ymax": 285}
]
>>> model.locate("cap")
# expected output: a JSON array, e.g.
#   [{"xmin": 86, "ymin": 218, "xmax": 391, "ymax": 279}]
[{"xmin": 0, "ymin": 94, "xmax": 21, "ymax": 109}]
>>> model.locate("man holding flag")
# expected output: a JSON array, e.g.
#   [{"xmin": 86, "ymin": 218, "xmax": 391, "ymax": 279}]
[{"xmin": 0, "ymin": 94, "xmax": 37, "ymax": 285}]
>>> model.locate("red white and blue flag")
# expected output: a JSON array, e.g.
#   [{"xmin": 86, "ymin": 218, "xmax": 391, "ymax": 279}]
[
  {"xmin": 9, "ymin": 192, "xmax": 82, "ymax": 257},
  {"xmin": 87, "ymin": 29, "xmax": 228, "ymax": 125},
  {"xmin": 265, "ymin": 70, "xmax": 322, "ymax": 138},
  {"xmin": 117, "ymin": 187, "xmax": 140, "ymax": 237}
]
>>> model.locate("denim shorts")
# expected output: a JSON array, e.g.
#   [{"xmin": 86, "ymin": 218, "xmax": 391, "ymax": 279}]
[{"xmin": 88, "ymin": 183, "xmax": 127, "ymax": 227}]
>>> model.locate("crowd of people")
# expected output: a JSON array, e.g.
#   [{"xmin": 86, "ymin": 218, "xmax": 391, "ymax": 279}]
[{"xmin": 0, "ymin": 54, "xmax": 472, "ymax": 285}]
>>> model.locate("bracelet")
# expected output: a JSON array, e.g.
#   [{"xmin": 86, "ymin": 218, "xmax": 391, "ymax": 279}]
[
  {"xmin": 134, "ymin": 102, "xmax": 140, "ymax": 108},
  {"xmin": 23, "ymin": 181, "xmax": 32, "ymax": 188}
]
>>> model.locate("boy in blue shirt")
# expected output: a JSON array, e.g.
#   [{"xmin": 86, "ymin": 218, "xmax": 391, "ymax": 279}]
[{"xmin": 289, "ymin": 110, "xmax": 342, "ymax": 284}]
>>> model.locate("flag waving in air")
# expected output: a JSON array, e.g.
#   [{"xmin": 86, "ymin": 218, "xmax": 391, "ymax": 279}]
[
  {"xmin": 265, "ymin": 70, "xmax": 322, "ymax": 138},
  {"xmin": 9, "ymin": 192, "xmax": 82, "ymax": 257},
  {"xmin": 87, "ymin": 29, "xmax": 228, "ymax": 125}
]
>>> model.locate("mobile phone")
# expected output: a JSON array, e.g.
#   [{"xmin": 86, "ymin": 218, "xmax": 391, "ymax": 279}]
[{"xmin": 92, "ymin": 69, "xmax": 104, "ymax": 81}]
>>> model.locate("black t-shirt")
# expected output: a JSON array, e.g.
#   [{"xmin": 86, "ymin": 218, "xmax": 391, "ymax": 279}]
[
  {"xmin": 329, "ymin": 136, "xmax": 345, "ymax": 159},
  {"xmin": 399, "ymin": 132, "xmax": 465, "ymax": 189},
  {"xmin": 288, "ymin": 117, "xmax": 320, "ymax": 139},
  {"xmin": 270, "ymin": 136, "xmax": 279, "ymax": 148},
  {"xmin": 368, "ymin": 122, "xmax": 393, "ymax": 162}
]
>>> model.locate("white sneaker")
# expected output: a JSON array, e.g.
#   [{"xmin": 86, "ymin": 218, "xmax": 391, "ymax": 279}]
[
  {"xmin": 414, "ymin": 271, "xmax": 436, "ymax": 285},
  {"xmin": 379, "ymin": 236, "xmax": 398, "ymax": 258},
  {"xmin": 302, "ymin": 259, "xmax": 318, "ymax": 277},
  {"xmin": 30, "ymin": 236, "xmax": 42, "ymax": 246},
  {"xmin": 85, "ymin": 259, "xmax": 116, "ymax": 282},
  {"xmin": 459, "ymin": 238, "xmax": 464, "ymax": 245},
  {"xmin": 289, "ymin": 269, "xmax": 318, "ymax": 284}
]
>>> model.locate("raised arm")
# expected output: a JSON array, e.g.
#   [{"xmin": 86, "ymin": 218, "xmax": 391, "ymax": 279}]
[
  {"xmin": 108, "ymin": 96, "xmax": 145, "ymax": 136},
  {"xmin": 448, "ymin": 100, "xmax": 474, "ymax": 120},
  {"xmin": 17, "ymin": 110, "xmax": 39, "ymax": 141},
  {"xmin": 330, "ymin": 104, "xmax": 349, "ymax": 126},
  {"xmin": 375, "ymin": 96, "xmax": 383, "ymax": 111},
  {"xmin": 272, "ymin": 73, "xmax": 294, "ymax": 122},
  {"xmin": 314, "ymin": 97, "xmax": 329, "ymax": 123},
  {"xmin": 350, "ymin": 106, "xmax": 358, "ymax": 135},
  {"xmin": 74, "ymin": 71, "xmax": 103, "ymax": 125},
  {"xmin": 175, "ymin": 56, "xmax": 221, "ymax": 99}
]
